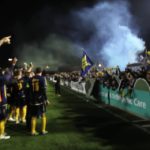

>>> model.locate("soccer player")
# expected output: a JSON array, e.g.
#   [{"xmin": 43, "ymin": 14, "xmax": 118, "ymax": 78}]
[
  {"xmin": 30, "ymin": 67, "xmax": 49, "ymax": 136},
  {"xmin": 0, "ymin": 68, "xmax": 10, "ymax": 139},
  {"xmin": 10, "ymin": 70, "xmax": 26, "ymax": 124},
  {"xmin": 23, "ymin": 71, "xmax": 32, "ymax": 130}
]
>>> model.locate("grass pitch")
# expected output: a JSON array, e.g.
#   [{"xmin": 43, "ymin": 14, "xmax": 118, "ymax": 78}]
[{"xmin": 0, "ymin": 82, "xmax": 150, "ymax": 150}]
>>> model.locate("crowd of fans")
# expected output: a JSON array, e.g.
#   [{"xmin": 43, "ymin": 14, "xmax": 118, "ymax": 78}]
[
  {"xmin": 52, "ymin": 65, "xmax": 150, "ymax": 83},
  {"xmin": 51, "ymin": 63, "xmax": 150, "ymax": 99}
]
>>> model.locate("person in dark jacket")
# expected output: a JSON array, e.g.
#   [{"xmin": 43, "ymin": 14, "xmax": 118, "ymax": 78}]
[{"xmin": 54, "ymin": 74, "xmax": 61, "ymax": 96}]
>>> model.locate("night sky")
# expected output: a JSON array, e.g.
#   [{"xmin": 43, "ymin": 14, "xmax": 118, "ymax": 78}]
[
  {"xmin": 0, "ymin": 0, "xmax": 150, "ymax": 67},
  {"xmin": 0, "ymin": 0, "xmax": 97, "ymax": 66}
]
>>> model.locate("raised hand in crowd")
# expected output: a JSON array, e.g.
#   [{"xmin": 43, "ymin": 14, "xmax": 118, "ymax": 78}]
[{"xmin": 0, "ymin": 36, "xmax": 11, "ymax": 46}]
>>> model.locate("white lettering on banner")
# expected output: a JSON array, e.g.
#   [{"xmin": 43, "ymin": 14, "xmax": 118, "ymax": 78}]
[
  {"xmin": 101, "ymin": 92, "xmax": 147, "ymax": 110},
  {"xmin": 101, "ymin": 92, "xmax": 107, "ymax": 98},
  {"xmin": 70, "ymin": 81, "xmax": 86, "ymax": 94},
  {"xmin": 110, "ymin": 93, "xmax": 121, "ymax": 101},
  {"xmin": 65, "ymin": 81, "xmax": 69, "ymax": 86},
  {"xmin": 134, "ymin": 98, "xmax": 146, "ymax": 109},
  {"xmin": 122, "ymin": 97, "xmax": 133, "ymax": 105},
  {"xmin": 127, "ymin": 98, "xmax": 133, "ymax": 105},
  {"xmin": 60, "ymin": 80, "xmax": 64, "ymax": 86}
]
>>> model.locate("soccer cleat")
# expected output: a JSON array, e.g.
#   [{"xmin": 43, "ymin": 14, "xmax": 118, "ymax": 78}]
[
  {"xmin": 41, "ymin": 131, "xmax": 48, "ymax": 135},
  {"xmin": 16, "ymin": 121, "xmax": 20, "ymax": 124},
  {"xmin": 0, "ymin": 134, "xmax": 10, "ymax": 140},
  {"xmin": 21, "ymin": 120, "xmax": 26, "ymax": 123},
  {"xmin": 8, "ymin": 117, "xmax": 16, "ymax": 122},
  {"xmin": 3, "ymin": 132, "xmax": 7, "ymax": 136},
  {"xmin": 31, "ymin": 132, "xmax": 39, "ymax": 136}
]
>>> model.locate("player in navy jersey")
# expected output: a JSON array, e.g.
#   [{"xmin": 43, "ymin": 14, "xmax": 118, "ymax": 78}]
[
  {"xmin": 0, "ymin": 68, "xmax": 10, "ymax": 139},
  {"xmin": 10, "ymin": 70, "xmax": 27, "ymax": 124},
  {"xmin": 30, "ymin": 67, "xmax": 49, "ymax": 136},
  {"xmin": 23, "ymin": 71, "xmax": 32, "ymax": 130}
]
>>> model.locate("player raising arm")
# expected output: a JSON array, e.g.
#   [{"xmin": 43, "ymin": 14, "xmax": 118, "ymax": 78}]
[{"xmin": 0, "ymin": 36, "xmax": 11, "ymax": 46}]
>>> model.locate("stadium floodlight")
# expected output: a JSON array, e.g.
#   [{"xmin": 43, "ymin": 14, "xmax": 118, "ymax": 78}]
[
  {"xmin": 46, "ymin": 65, "xmax": 49, "ymax": 69},
  {"xmin": 98, "ymin": 64, "xmax": 102, "ymax": 67},
  {"xmin": 8, "ymin": 58, "xmax": 12, "ymax": 61}
]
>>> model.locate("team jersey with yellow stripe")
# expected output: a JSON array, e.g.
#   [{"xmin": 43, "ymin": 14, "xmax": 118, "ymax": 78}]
[{"xmin": 30, "ymin": 75, "xmax": 47, "ymax": 105}]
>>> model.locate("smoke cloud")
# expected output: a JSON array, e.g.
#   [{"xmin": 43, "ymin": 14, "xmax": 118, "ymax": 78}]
[
  {"xmin": 75, "ymin": 0, "xmax": 145, "ymax": 69},
  {"xmin": 15, "ymin": 34, "xmax": 80, "ymax": 70},
  {"xmin": 14, "ymin": 0, "xmax": 146, "ymax": 71}
]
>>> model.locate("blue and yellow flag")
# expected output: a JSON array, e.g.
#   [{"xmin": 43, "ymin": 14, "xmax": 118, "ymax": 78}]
[{"xmin": 81, "ymin": 50, "xmax": 94, "ymax": 76}]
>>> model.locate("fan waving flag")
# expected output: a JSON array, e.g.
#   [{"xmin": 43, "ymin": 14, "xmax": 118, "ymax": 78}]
[{"xmin": 81, "ymin": 50, "xmax": 94, "ymax": 77}]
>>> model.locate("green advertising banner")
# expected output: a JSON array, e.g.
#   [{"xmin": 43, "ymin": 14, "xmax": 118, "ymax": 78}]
[
  {"xmin": 99, "ymin": 85, "xmax": 109, "ymax": 104},
  {"xmin": 133, "ymin": 78, "xmax": 150, "ymax": 119},
  {"xmin": 99, "ymin": 78, "xmax": 150, "ymax": 119}
]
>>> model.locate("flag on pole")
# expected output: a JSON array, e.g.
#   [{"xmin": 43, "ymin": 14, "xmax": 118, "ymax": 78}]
[
  {"xmin": 81, "ymin": 50, "xmax": 94, "ymax": 77},
  {"xmin": 146, "ymin": 50, "xmax": 150, "ymax": 56}
]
